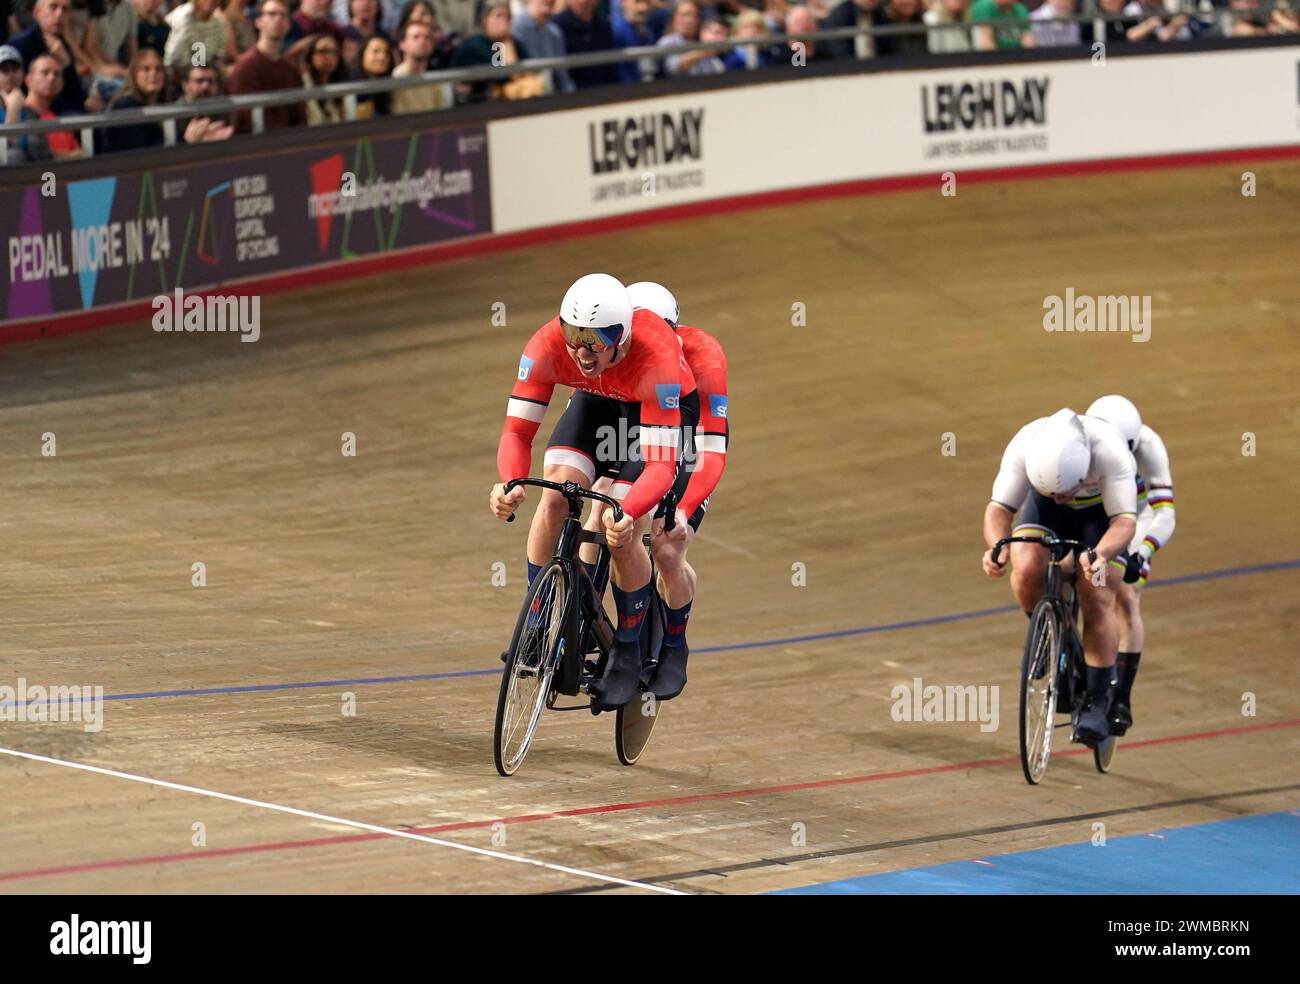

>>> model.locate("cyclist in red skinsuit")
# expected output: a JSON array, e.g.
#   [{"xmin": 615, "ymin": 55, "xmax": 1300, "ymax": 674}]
[
  {"xmin": 671, "ymin": 322, "xmax": 728, "ymax": 520},
  {"xmin": 496, "ymin": 308, "xmax": 696, "ymax": 521},
  {"xmin": 586, "ymin": 281, "xmax": 729, "ymax": 701},
  {"xmin": 489, "ymin": 274, "xmax": 696, "ymax": 711}
]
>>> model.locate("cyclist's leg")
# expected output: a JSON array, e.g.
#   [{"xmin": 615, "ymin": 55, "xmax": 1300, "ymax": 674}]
[
  {"xmin": 1009, "ymin": 492, "xmax": 1054, "ymax": 613},
  {"xmin": 1074, "ymin": 505, "xmax": 1125, "ymax": 740},
  {"xmin": 528, "ymin": 392, "xmax": 617, "ymax": 584},
  {"xmin": 1111, "ymin": 507, "xmax": 1151, "ymax": 733}
]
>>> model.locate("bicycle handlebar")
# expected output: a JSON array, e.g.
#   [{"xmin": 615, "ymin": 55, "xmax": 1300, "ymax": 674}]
[
  {"xmin": 503, "ymin": 477, "xmax": 625, "ymax": 525},
  {"xmin": 990, "ymin": 535, "xmax": 1097, "ymax": 569}
]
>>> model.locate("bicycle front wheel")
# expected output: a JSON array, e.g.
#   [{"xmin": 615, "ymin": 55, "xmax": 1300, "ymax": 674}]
[
  {"xmin": 494, "ymin": 563, "xmax": 567, "ymax": 777},
  {"xmin": 1019, "ymin": 599, "xmax": 1060, "ymax": 785}
]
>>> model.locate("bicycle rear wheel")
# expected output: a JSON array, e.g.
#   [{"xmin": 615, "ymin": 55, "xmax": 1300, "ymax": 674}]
[
  {"xmin": 615, "ymin": 693, "xmax": 660, "ymax": 766},
  {"xmin": 1019, "ymin": 599, "xmax": 1060, "ymax": 785},
  {"xmin": 493, "ymin": 563, "xmax": 567, "ymax": 777}
]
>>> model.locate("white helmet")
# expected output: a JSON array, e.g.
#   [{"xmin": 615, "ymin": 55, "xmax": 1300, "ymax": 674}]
[
  {"xmin": 626, "ymin": 281, "xmax": 680, "ymax": 327},
  {"xmin": 1087, "ymin": 394, "xmax": 1142, "ymax": 451},
  {"xmin": 1026, "ymin": 409, "xmax": 1091, "ymax": 497},
  {"xmin": 559, "ymin": 273, "xmax": 632, "ymax": 349}
]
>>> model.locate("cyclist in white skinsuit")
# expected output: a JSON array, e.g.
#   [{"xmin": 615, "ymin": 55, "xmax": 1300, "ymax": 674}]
[
  {"xmin": 981, "ymin": 408, "xmax": 1138, "ymax": 743},
  {"xmin": 1086, "ymin": 395, "xmax": 1177, "ymax": 737}
]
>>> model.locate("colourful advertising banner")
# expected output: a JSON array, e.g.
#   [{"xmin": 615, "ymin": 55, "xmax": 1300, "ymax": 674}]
[{"xmin": 2, "ymin": 124, "xmax": 491, "ymax": 324}]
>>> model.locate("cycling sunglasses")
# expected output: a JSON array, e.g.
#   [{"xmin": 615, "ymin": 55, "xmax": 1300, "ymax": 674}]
[{"xmin": 561, "ymin": 319, "xmax": 621, "ymax": 354}]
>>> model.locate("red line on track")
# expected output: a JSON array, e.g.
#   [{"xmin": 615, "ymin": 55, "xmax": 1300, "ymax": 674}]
[
  {"xmin": 2, "ymin": 716, "xmax": 1296, "ymax": 885},
  {"xmin": 5, "ymin": 143, "xmax": 1300, "ymax": 343}
]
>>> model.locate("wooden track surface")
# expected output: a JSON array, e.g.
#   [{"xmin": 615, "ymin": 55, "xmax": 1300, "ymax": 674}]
[{"xmin": 1, "ymin": 159, "xmax": 1297, "ymax": 894}]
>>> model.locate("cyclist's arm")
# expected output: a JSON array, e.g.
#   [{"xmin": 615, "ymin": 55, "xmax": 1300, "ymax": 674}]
[
  {"xmin": 622, "ymin": 387, "xmax": 681, "ymax": 521},
  {"xmin": 1098, "ymin": 438, "xmax": 1138, "ymax": 566},
  {"xmin": 1136, "ymin": 426, "xmax": 1176, "ymax": 560},
  {"xmin": 983, "ymin": 500, "xmax": 1015, "ymax": 552},
  {"xmin": 679, "ymin": 380, "xmax": 728, "ymax": 518},
  {"xmin": 496, "ymin": 337, "xmax": 556, "ymax": 484}
]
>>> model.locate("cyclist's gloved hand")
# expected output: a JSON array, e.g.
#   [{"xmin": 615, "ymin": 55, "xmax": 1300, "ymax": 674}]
[{"xmin": 1123, "ymin": 551, "xmax": 1145, "ymax": 584}]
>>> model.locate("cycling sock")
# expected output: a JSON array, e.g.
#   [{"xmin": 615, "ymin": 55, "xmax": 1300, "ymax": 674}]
[
  {"xmin": 1085, "ymin": 665, "xmax": 1113, "ymax": 704},
  {"xmin": 582, "ymin": 560, "xmax": 598, "ymax": 581},
  {"xmin": 663, "ymin": 600, "xmax": 692, "ymax": 648},
  {"xmin": 1115, "ymin": 651, "xmax": 1141, "ymax": 702},
  {"xmin": 526, "ymin": 561, "xmax": 542, "ymax": 587},
  {"xmin": 611, "ymin": 581, "xmax": 651, "ymax": 644}
]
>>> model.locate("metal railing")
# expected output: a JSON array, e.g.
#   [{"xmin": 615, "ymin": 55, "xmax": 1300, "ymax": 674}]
[{"xmin": 0, "ymin": 4, "xmax": 1289, "ymax": 161}]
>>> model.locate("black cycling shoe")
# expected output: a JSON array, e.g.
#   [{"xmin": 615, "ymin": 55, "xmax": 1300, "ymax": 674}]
[
  {"xmin": 589, "ymin": 639, "xmax": 642, "ymax": 712},
  {"xmin": 1109, "ymin": 700, "xmax": 1132, "ymax": 737},
  {"xmin": 647, "ymin": 643, "xmax": 688, "ymax": 700},
  {"xmin": 1075, "ymin": 697, "xmax": 1110, "ymax": 746}
]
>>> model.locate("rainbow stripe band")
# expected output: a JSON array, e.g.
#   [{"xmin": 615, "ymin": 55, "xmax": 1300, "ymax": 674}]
[{"xmin": 1143, "ymin": 534, "xmax": 1162, "ymax": 553}]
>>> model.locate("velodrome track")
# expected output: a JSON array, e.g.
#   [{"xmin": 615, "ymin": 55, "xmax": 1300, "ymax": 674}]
[{"xmin": 0, "ymin": 158, "xmax": 1297, "ymax": 894}]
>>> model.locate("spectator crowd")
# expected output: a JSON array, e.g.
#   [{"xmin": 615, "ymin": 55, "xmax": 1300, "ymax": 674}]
[{"xmin": 3, "ymin": 0, "xmax": 1296, "ymax": 161}]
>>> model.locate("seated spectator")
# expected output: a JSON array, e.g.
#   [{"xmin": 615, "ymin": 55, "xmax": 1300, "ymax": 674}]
[
  {"xmin": 3, "ymin": 52, "xmax": 83, "ymax": 162},
  {"xmin": 351, "ymin": 32, "xmax": 392, "ymax": 116},
  {"xmin": 4, "ymin": 0, "xmax": 16, "ymax": 35},
  {"xmin": 1088, "ymin": 0, "xmax": 1134, "ymax": 46},
  {"xmin": 220, "ymin": 0, "xmax": 255, "ymax": 64},
  {"xmin": 551, "ymin": 0, "xmax": 617, "ymax": 88},
  {"xmin": 8, "ymin": 0, "xmax": 88, "ymax": 113},
  {"xmin": 225, "ymin": 0, "xmax": 305, "ymax": 131},
  {"xmin": 428, "ymin": 0, "xmax": 475, "ymax": 39},
  {"xmin": 761, "ymin": 0, "xmax": 789, "ymax": 32},
  {"xmin": 341, "ymin": 0, "xmax": 389, "ymax": 66},
  {"xmin": 84, "ymin": 0, "xmax": 136, "ymax": 103},
  {"xmin": 924, "ymin": 0, "xmax": 971, "ymax": 50},
  {"xmin": 658, "ymin": 0, "xmax": 723, "ymax": 76},
  {"xmin": 300, "ymin": 31, "xmax": 346, "ymax": 121},
  {"xmin": 133, "ymin": 0, "xmax": 168, "ymax": 56},
  {"xmin": 1029, "ymin": 0, "xmax": 1080, "ymax": 47},
  {"xmin": 331, "ymin": 0, "xmax": 401, "ymax": 37},
  {"xmin": 968, "ymin": 0, "xmax": 1033, "ymax": 50},
  {"xmin": 395, "ymin": 0, "xmax": 454, "ymax": 66},
  {"xmin": 101, "ymin": 45, "xmax": 166, "ymax": 151},
  {"xmin": 163, "ymin": 0, "xmax": 225, "ymax": 76},
  {"xmin": 823, "ymin": 0, "xmax": 880, "ymax": 59},
  {"xmin": 285, "ymin": 0, "xmax": 346, "ymax": 49},
  {"xmin": 390, "ymin": 17, "xmax": 450, "ymax": 111},
  {"xmin": 611, "ymin": 0, "xmax": 657, "ymax": 82},
  {"xmin": 512, "ymin": 0, "xmax": 575, "ymax": 93},
  {"xmin": 722, "ymin": 9, "xmax": 776, "ymax": 67},
  {"xmin": 176, "ymin": 59, "xmax": 233, "ymax": 139},
  {"xmin": 449, "ymin": 0, "xmax": 542, "ymax": 102},
  {"xmin": 784, "ymin": 4, "xmax": 834, "ymax": 61},
  {"xmin": 875, "ymin": 0, "xmax": 927, "ymax": 54},
  {"xmin": 1122, "ymin": 0, "xmax": 1191, "ymax": 41},
  {"xmin": 0, "ymin": 43, "xmax": 22, "ymax": 97},
  {"xmin": 1220, "ymin": 0, "xmax": 1297, "ymax": 34}
]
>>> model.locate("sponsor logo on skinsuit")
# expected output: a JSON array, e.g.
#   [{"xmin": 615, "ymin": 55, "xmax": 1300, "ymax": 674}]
[{"xmin": 655, "ymin": 383, "xmax": 681, "ymax": 411}]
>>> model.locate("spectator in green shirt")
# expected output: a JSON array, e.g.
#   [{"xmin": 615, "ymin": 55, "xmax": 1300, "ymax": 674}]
[{"xmin": 968, "ymin": 0, "xmax": 1034, "ymax": 50}]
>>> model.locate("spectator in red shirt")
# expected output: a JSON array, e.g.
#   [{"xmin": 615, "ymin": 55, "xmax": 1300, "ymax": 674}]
[
  {"xmin": 225, "ymin": 0, "xmax": 305, "ymax": 132},
  {"xmin": 3, "ymin": 52, "xmax": 84, "ymax": 162}
]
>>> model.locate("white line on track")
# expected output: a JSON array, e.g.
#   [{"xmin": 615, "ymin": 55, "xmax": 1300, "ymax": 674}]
[{"xmin": 0, "ymin": 745, "xmax": 687, "ymax": 895}]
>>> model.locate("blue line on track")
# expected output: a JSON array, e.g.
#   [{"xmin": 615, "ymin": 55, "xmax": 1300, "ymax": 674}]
[{"xmin": 1, "ymin": 557, "xmax": 1296, "ymax": 710}]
